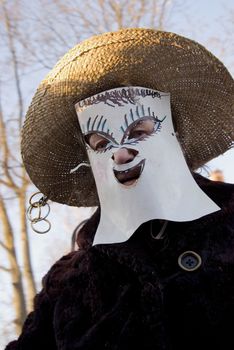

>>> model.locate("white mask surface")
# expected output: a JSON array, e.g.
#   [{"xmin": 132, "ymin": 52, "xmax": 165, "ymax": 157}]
[{"xmin": 75, "ymin": 87, "xmax": 220, "ymax": 245}]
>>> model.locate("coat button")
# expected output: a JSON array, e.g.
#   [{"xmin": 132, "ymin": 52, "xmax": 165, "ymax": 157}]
[{"xmin": 178, "ymin": 251, "xmax": 202, "ymax": 271}]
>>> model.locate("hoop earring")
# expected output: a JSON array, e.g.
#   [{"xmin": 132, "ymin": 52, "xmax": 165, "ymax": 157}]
[{"xmin": 27, "ymin": 192, "xmax": 51, "ymax": 234}]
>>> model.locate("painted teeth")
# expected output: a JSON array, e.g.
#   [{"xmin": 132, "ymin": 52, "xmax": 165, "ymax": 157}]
[
  {"xmin": 120, "ymin": 170, "xmax": 130, "ymax": 174},
  {"xmin": 117, "ymin": 164, "xmax": 143, "ymax": 174},
  {"xmin": 113, "ymin": 159, "xmax": 145, "ymax": 176}
]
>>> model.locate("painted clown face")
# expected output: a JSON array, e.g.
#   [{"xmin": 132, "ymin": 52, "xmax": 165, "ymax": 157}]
[
  {"xmin": 85, "ymin": 104, "xmax": 166, "ymax": 187},
  {"xmin": 75, "ymin": 87, "xmax": 220, "ymax": 245}
]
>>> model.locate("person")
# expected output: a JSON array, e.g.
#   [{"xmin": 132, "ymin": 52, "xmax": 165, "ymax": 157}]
[
  {"xmin": 6, "ymin": 28, "xmax": 234, "ymax": 350},
  {"xmin": 209, "ymin": 169, "xmax": 225, "ymax": 182}
]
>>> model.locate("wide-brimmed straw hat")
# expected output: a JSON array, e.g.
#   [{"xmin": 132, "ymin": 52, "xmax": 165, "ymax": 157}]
[{"xmin": 21, "ymin": 28, "xmax": 234, "ymax": 207}]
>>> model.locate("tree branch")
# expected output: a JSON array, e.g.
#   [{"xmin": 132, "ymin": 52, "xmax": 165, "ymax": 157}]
[
  {"xmin": 0, "ymin": 239, "xmax": 11, "ymax": 253},
  {"xmin": 2, "ymin": 3, "xmax": 24, "ymax": 129},
  {"xmin": 0, "ymin": 106, "xmax": 18, "ymax": 189},
  {"xmin": 0, "ymin": 265, "xmax": 11, "ymax": 273}
]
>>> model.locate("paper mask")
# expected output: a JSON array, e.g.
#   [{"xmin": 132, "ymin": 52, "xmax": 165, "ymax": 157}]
[{"xmin": 75, "ymin": 87, "xmax": 220, "ymax": 245}]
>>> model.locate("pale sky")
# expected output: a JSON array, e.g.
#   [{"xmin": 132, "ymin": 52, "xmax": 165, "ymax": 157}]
[{"xmin": 1, "ymin": 1, "xmax": 234, "ymax": 347}]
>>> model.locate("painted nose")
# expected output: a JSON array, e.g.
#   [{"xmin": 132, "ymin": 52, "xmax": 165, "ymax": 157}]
[{"xmin": 112, "ymin": 148, "xmax": 138, "ymax": 165}]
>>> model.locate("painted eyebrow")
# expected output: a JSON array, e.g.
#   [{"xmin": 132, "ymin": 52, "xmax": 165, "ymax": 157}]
[
  {"xmin": 82, "ymin": 114, "xmax": 114, "ymax": 138},
  {"xmin": 120, "ymin": 105, "xmax": 157, "ymax": 133}
]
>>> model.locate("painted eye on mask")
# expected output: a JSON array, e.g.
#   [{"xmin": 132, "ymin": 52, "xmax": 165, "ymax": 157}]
[
  {"xmin": 85, "ymin": 132, "xmax": 116, "ymax": 153},
  {"xmin": 128, "ymin": 118, "xmax": 155, "ymax": 140},
  {"xmin": 122, "ymin": 116, "xmax": 165, "ymax": 144},
  {"xmin": 83, "ymin": 115, "xmax": 118, "ymax": 153}
]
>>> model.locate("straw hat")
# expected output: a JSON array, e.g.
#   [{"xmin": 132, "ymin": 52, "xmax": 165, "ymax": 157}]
[{"xmin": 21, "ymin": 28, "xmax": 234, "ymax": 207}]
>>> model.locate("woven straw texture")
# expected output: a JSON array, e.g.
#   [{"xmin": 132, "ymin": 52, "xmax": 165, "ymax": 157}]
[{"xmin": 21, "ymin": 28, "xmax": 234, "ymax": 207}]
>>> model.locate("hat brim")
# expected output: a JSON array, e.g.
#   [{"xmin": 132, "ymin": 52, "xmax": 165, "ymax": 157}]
[{"xmin": 21, "ymin": 28, "xmax": 234, "ymax": 206}]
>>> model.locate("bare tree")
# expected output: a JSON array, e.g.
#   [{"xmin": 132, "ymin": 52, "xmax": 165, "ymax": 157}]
[
  {"xmin": 0, "ymin": 1, "xmax": 36, "ymax": 334},
  {"xmin": 10, "ymin": 0, "xmax": 176, "ymax": 70},
  {"xmin": 6, "ymin": 0, "xmax": 233, "ymax": 348},
  {"xmin": 0, "ymin": 0, "xmax": 174, "ymax": 339}
]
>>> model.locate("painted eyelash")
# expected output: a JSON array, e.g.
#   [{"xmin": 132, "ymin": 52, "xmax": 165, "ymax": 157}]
[
  {"xmin": 83, "ymin": 115, "xmax": 114, "ymax": 138},
  {"xmin": 82, "ymin": 115, "xmax": 119, "ymax": 154},
  {"xmin": 155, "ymin": 119, "xmax": 165, "ymax": 132},
  {"xmin": 120, "ymin": 105, "xmax": 158, "ymax": 133},
  {"xmin": 94, "ymin": 141, "xmax": 119, "ymax": 154},
  {"xmin": 121, "ymin": 112, "xmax": 166, "ymax": 145}
]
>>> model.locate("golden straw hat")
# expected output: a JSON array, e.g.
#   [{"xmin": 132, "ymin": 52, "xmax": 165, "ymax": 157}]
[{"xmin": 21, "ymin": 28, "xmax": 234, "ymax": 207}]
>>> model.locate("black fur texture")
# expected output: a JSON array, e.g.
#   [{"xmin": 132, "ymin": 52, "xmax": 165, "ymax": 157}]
[{"xmin": 6, "ymin": 174, "xmax": 234, "ymax": 350}]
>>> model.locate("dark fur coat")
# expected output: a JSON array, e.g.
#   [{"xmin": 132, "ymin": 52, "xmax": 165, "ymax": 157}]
[{"xmin": 6, "ymin": 174, "xmax": 234, "ymax": 350}]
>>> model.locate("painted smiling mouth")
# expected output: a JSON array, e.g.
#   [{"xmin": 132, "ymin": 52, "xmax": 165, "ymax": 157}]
[{"xmin": 113, "ymin": 159, "xmax": 145, "ymax": 186}]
